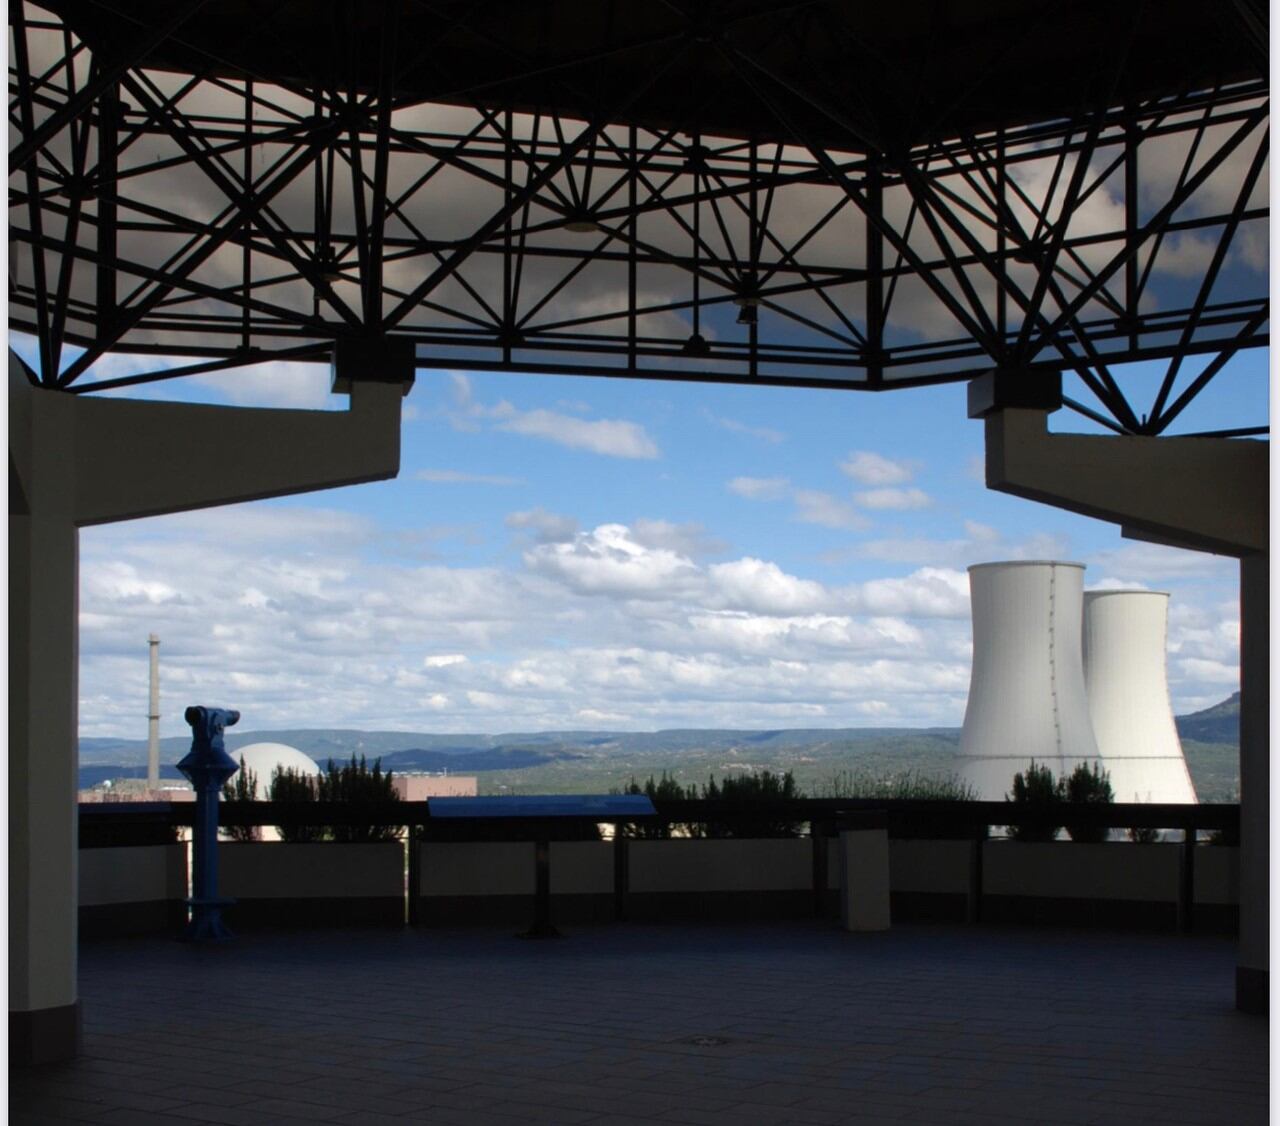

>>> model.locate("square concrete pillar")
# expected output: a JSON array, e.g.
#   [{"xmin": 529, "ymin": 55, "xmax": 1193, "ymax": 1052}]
[{"xmin": 839, "ymin": 813, "xmax": 890, "ymax": 932}]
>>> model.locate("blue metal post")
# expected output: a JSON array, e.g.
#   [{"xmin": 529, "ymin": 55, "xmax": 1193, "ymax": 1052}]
[{"xmin": 177, "ymin": 705, "xmax": 240, "ymax": 941}]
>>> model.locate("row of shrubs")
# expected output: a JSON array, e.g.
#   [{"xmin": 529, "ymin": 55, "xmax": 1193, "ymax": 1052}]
[
  {"xmin": 221, "ymin": 754, "xmax": 401, "ymax": 843},
  {"xmin": 620, "ymin": 762, "xmax": 1207, "ymax": 843},
  {"xmin": 218, "ymin": 757, "xmax": 1223, "ymax": 845}
]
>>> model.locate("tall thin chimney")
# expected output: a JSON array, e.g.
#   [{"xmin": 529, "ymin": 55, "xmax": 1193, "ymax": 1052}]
[{"xmin": 147, "ymin": 634, "xmax": 161, "ymax": 788}]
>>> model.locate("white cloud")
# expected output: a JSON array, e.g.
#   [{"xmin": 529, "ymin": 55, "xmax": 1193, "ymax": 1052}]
[
  {"xmin": 423, "ymin": 654, "xmax": 468, "ymax": 668},
  {"xmin": 707, "ymin": 558, "xmax": 829, "ymax": 616},
  {"xmin": 445, "ymin": 373, "xmax": 658, "ymax": 458},
  {"xmin": 854, "ymin": 487, "xmax": 931, "ymax": 511},
  {"xmin": 498, "ymin": 408, "xmax": 659, "ymax": 459},
  {"xmin": 416, "ymin": 468, "xmax": 523, "ymax": 485},
  {"xmin": 505, "ymin": 507, "xmax": 580, "ymax": 544},
  {"xmin": 860, "ymin": 568, "xmax": 970, "ymax": 618},
  {"xmin": 703, "ymin": 410, "xmax": 785, "ymax": 444},
  {"xmin": 840, "ymin": 451, "xmax": 917, "ymax": 485},
  {"xmin": 847, "ymin": 524, "xmax": 1070, "ymax": 569},
  {"xmin": 631, "ymin": 519, "xmax": 726, "ymax": 559},
  {"xmin": 1086, "ymin": 542, "xmax": 1235, "ymax": 583},
  {"xmin": 728, "ymin": 476, "xmax": 791, "ymax": 500},
  {"xmin": 75, "ymin": 497, "xmax": 1235, "ymax": 740},
  {"xmin": 792, "ymin": 489, "xmax": 870, "ymax": 530},
  {"xmin": 1150, "ymin": 232, "xmax": 1218, "ymax": 279},
  {"xmin": 523, "ymin": 523, "xmax": 701, "ymax": 598}
]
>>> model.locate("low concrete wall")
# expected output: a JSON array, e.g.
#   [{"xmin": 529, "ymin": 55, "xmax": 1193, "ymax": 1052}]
[
  {"xmin": 416, "ymin": 841, "xmax": 615, "ymax": 925},
  {"xmin": 979, "ymin": 840, "xmax": 1239, "ymax": 931},
  {"xmin": 627, "ymin": 838, "xmax": 825, "ymax": 921},
  {"xmin": 630, "ymin": 838, "xmax": 812, "ymax": 892},
  {"xmin": 78, "ymin": 843, "xmax": 188, "ymax": 938},
  {"xmin": 887, "ymin": 839, "xmax": 973, "ymax": 922},
  {"xmin": 268, "ymin": 835, "xmax": 1241, "ymax": 932},
  {"xmin": 984, "ymin": 841, "xmax": 1181, "ymax": 901},
  {"xmin": 219, "ymin": 841, "xmax": 404, "ymax": 928}
]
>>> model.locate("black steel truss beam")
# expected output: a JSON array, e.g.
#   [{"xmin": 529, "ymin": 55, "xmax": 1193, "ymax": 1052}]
[{"xmin": 8, "ymin": 2, "xmax": 1268, "ymax": 435}]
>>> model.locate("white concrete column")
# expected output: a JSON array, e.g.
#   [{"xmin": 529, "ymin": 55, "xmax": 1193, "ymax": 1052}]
[
  {"xmin": 9, "ymin": 380, "xmax": 82, "ymax": 1063},
  {"xmin": 973, "ymin": 377, "xmax": 1267, "ymax": 1014},
  {"xmin": 1236, "ymin": 552, "xmax": 1268, "ymax": 1013},
  {"xmin": 8, "ymin": 346, "xmax": 413, "ymax": 1064}
]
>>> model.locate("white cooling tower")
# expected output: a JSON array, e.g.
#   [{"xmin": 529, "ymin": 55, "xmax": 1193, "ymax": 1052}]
[
  {"xmin": 1083, "ymin": 590, "xmax": 1197, "ymax": 803},
  {"xmin": 958, "ymin": 561, "xmax": 1101, "ymax": 799}
]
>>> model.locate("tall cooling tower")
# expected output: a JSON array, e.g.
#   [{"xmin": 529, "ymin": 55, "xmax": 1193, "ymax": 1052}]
[
  {"xmin": 1083, "ymin": 590, "xmax": 1197, "ymax": 803},
  {"xmin": 958, "ymin": 561, "xmax": 1101, "ymax": 799}
]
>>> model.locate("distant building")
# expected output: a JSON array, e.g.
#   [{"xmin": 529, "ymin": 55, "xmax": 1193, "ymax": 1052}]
[{"xmin": 392, "ymin": 775, "xmax": 478, "ymax": 800}]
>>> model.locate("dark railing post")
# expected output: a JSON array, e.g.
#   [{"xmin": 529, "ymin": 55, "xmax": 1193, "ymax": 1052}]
[
  {"xmin": 967, "ymin": 821, "xmax": 987, "ymax": 924},
  {"xmin": 406, "ymin": 815, "xmax": 420, "ymax": 927},
  {"xmin": 812, "ymin": 819, "xmax": 830, "ymax": 918},
  {"xmin": 613, "ymin": 830, "xmax": 630, "ymax": 921},
  {"xmin": 521, "ymin": 837, "xmax": 559, "ymax": 939},
  {"xmin": 176, "ymin": 705, "xmax": 240, "ymax": 942},
  {"xmin": 1178, "ymin": 824, "xmax": 1196, "ymax": 934}
]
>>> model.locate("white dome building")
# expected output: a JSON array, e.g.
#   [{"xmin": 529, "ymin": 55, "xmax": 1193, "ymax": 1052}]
[{"xmin": 227, "ymin": 742, "xmax": 321, "ymax": 798}]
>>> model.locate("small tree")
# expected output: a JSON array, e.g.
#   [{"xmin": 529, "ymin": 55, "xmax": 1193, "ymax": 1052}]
[
  {"xmin": 616, "ymin": 772, "xmax": 699, "ymax": 839},
  {"xmin": 268, "ymin": 766, "xmax": 324, "ymax": 843},
  {"xmin": 1063, "ymin": 761, "xmax": 1113, "ymax": 843},
  {"xmin": 317, "ymin": 754, "xmax": 402, "ymax": 842},
  {"xmin": 1004, "ymin": 760, "xmax": 1062, "ymax": 842},
  {"xmin": 220, "ymin": 755, "xmax": 261, "ymax": 841},
  {"xmin": 701, "ymin": 769, "xmax": 803, "ymax": 838}
]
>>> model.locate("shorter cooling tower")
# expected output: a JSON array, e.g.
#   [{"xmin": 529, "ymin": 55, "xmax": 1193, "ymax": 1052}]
[
  {"xmin": 958, "ymin": 561, "xmax": 1101, "ymax": 800},
  {"xmin": 1083, "ymin": 590, "xmax": 1197, "ymax": 803}
]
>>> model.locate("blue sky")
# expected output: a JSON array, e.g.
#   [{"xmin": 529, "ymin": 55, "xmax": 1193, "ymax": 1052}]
[{"xmin": 28, "ymin": 333, "xmax": 1255, "ymax": 742}]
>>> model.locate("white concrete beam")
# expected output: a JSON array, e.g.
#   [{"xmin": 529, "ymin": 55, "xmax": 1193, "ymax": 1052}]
[
  {"xmin": 979, "ymin": 402, "xmax": 1268, "ymax": 1015},
  {"xmin": 8, "ymin": 354, "xmax": 412, "ymax": 1064},
  {"xmin": 983, "ymin": 409, "xmax": 1266, "ymax": 556}
]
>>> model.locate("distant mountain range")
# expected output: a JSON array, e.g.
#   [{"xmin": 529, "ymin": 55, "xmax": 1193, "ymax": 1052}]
[
  {"xmin": 79, "ymin": 695, "xmax": 1238, "ymax": 779},
  {"xmin": 1173, "ymin": 692, "xmax": 1239, "ymax": 745},
  {"xmin": 79, "ymin": 725, "xmax": 964, "ymax": 774}
]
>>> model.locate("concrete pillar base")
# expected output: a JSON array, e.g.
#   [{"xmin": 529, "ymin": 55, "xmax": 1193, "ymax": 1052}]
[
  {"xmin": 1235, "ymin": 967, "xmax": 1268, "ymax": 1015},
  {"xmin": 839, "ymin": 813, "xmax": 891, "ymax": 932},
  {"xmin": 10, "ymin": 1002, "xmax": 82, "ymax": 1067}
]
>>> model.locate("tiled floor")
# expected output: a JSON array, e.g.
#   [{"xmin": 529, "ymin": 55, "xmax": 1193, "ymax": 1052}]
[{"xmin": 12, "ymin": 922, "xmax": 1267, "ymax": 1125}]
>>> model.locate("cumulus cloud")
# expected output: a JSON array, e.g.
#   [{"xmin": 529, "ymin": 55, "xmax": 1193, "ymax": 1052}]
[
  {"xmin": 505, "ymin": 507, "xmax": 580, "ymax": 544},
  {"xmin": 446, "ymin": 373, "xmax": 659, "ymax": 458},
  {"xmin": 631, "ymin": 519, "xmax": 727, "ymax": 559},
  {"xmin": 847, "ymin": 526, "xmax": 1068, "ymax": 569},
  {"xmin": 75, "ymin": 497, "xmax": 1235, "ymax": 740},
  {"xmin": 853, "ymin": 487, "xmax": 931, "ymax": 511},
  {"xmin": 498, "ymin": 408, "xmax": 659, "ymax": 458},
  {"xmin": 860, "ymin": 568, "xmax": 970, "ymax": 618},
  {"xmin": 728, "ymin": 476, "xmax": 791, "ymax": 500},
  {"xmin": 523, "ymin": 523, "xmax": 702, "ymax": 598},
  {"xmin": 840, "ymin": 451, "xmax": 917, "ymax": 485},
  {"xmin": 703, "ymin": 410, "xmax": 785, "ymax": 444},
  {"xmin": 706, "ymin": 558, "xmax": 829, "ymax": 616},
  {"xmin": 792, "ymin": 489, "xmax": 871, "ymax": 530},
  {"xmin": 76, "ymin": 505, "xmax": 1002, "ymax": 738},
  {"xmin": 416, "ymin": 468, "xmax": 524, "ymax": 485},
  {"xmin": 1086, "ymin": 541, "xmax": 1235, "ymax": 583}
]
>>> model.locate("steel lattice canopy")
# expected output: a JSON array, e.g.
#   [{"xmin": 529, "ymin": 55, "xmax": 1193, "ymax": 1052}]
[
  {"xmin": 10, "ymin": 0, "xmax": 1269, "ymax": 437},
  {"xmin": 37, "ymin": 0, "xmax": 1263, "ymax": 148}
]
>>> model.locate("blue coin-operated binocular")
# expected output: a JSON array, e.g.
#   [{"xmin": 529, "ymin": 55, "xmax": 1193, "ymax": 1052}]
[{"xmin": 177, "ymin": 706, "xmax": 240, "ymax": 941}]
